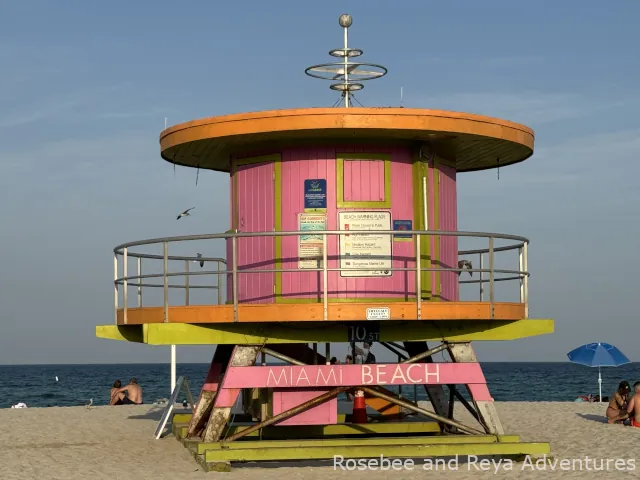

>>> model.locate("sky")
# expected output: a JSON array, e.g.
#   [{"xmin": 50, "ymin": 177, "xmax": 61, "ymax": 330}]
[{"xmin": 1, "ymin": 0, "xmax": 639, "ymax": 365}]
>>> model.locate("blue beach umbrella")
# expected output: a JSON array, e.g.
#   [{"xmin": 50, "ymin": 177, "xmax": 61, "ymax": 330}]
[{"xmin": 567, "ymin": 342, "xmax": 631, "ymax": 402}]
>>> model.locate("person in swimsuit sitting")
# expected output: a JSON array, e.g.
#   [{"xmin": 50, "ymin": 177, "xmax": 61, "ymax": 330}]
[
  {"xmin": 606, "ymin": 380, "xmax": 630, "ymax": 424},
  {"xmin": 626, "ymin": 382, "xmax": 640, "ymax": 427},
  {"xmin": 109, "ymin": 379, "xmax": 125, "ymax": 405},
  {"xmin": 115, "ymin": 378, "xmax": 143, "ymax": 405}
]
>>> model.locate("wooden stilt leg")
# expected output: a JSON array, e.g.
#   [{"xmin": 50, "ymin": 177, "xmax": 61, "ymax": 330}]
[
  {"xmin": 268, "ymin": 344, "xmax": 326, "ymax": 365},
  {"xmin": 448, "ymin": 342, "xmax": 505, "ymax": 435},
  {"xmin": 202, "ymin": 345, "xmax": 261, "ymax": 443},
  {"xmin": 403, "ymin": 341, "xmax": 449, "ymax": 429},
  {"xmin": 187, "ymin": 345, "xmax": 234, "ymax": 437}
]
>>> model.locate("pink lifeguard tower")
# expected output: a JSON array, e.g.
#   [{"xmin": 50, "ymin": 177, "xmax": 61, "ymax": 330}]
[{"xmin": 98, "ymin": 14, "xmax": 554, "ymax": 470}]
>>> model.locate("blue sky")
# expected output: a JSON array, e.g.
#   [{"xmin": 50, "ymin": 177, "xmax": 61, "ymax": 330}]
[{"xmin": 1, "ymin": 0, "xmax": 639, "ymax": 364}]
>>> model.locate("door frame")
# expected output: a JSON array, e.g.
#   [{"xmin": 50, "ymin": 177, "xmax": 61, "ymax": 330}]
[{"xmin": 232, "ymin": 153, "xmax": 281, "ymax": 302}]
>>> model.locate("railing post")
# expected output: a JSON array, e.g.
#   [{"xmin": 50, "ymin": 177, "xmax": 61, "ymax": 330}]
[
  {"xmin": 170, "ymin": 345, "xmax": 176, "ymax": 394},
  {"xmin": 479, "ymin": 253, "xmax": 484, "ymax": 301},
  {"xmin": 322, "ymin": 233, "xmax": 328, "ymax": 321},
  {"xmin": 232, "ymin": 236, "xmax": 238, "ymax": 323},
  {"xmin": 114, "ymin": 253, "xmax": 118, "ymax": 324},
  {"xmin": 415, "ymin": 233, "xmax": 421, "ymax": 319},
  {"xmin": 325, "ymin": 343, "xmax": 331, "ymax": 365},
  {"xmin": 163, "ymin": 242, "xmax": 169, "ymax": 323},
  {"xmin": 518, "ymin": 247, "xmax": 524, "ymax": 304},
  {"xmin": 185, "ymin": 260, "xmax": 190, "ymax": 306},
  {"xmin": 137, "ymin": 257, "xmax": 142, "ymax": 307},
  {"xmin": 398, "ymin": 354, "xmax": 403, "ymax": 398},
  {"xmin": 523, "ymin": 241, "xmax": 529, "ymax": 319},
  {"xmin": 217, "ymin": 261, "xmax": 223, "ymax": 305},
  {"xmin": 488, "ymin": 237, "xmax": 495, "ymax": 319},
  {"xmin": 123, "ymin": 247, "xmax": 128, "ymax": 325}
]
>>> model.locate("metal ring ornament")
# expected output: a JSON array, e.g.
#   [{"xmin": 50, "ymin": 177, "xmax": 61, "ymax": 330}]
[
  {"xmin": 304, "ymin": 62, "xmax": 388, "ymax": 81},
  {"xmin": 330, "ymin": 83, "xmax": 364, "ymax": 91},
  {"xmin": 329, "ymin": 48, "xmax": 363, "ymax": 58}
]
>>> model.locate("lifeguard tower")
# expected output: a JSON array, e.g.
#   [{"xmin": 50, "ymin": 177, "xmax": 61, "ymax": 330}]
[{"xmin": 98, "ymin": 14, "xmax": 554, "ymax": 471}]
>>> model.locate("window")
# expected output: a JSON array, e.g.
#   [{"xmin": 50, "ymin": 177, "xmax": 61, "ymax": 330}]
[{"xmin": 336, "ymin": 153, "xmax": 391, "ymax": 208}]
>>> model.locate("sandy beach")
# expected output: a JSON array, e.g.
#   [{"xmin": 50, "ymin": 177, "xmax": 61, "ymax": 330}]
[{"xmin": 2, "ymin": 402, "xmax": 639, "ymax": 479}]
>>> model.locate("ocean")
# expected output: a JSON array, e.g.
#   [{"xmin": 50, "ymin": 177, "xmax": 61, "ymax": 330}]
[{"xmin": 1, "ymin": 362, "xmax": 639, "ymax": 409}]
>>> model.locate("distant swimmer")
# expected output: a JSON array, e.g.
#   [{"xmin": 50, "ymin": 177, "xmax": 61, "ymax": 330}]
[
  {"xmin": 176, "ymin": 207, "xmax": 195, "ymax": 220},
  {"xmin": 116, "ymin": 378, "xmax": 144, "ymax": 405}
]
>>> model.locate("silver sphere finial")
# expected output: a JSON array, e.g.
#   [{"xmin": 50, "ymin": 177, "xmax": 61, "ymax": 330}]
[{"xmin": 339, "ymin": 14, "xmax": 352, "ymax": 28}]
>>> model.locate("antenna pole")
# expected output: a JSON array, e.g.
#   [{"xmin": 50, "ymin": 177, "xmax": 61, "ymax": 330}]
[
  {"xmin": 344, "ymin": 24, "xmax": 349, "ymax": 108},
  {"xmin": 305, "ymin": 14, "xmax": 387, "ymax": 107}
]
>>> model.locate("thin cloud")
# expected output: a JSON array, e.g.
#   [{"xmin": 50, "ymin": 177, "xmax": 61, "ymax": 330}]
[
  {"xmin": 0, "ymin": 82, "xmax": 141, "ymax": 128},
  {"xmin": 419, "ymin": 91, "xmax": 639, "ymax": 126},
  {"xmin": 472, "ymin": 128, "xmax": 640, "ymax": 188}
]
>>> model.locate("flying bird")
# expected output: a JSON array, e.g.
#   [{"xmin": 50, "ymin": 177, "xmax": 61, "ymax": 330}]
[
  {"xmin": 194, "ymin": 253, "xmax": 204, "ymax": 268},
  {"xmin": 458, "ymin": 260, "xmax": 473, "ymax": 277},
  {"xmin": 176, "ymin": 207, "xmax": 195, "ymax": 220}
]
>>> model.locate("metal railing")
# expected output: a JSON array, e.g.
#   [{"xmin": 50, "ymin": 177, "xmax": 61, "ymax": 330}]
[{"xmin": 113, "ymin": 230, "xmax": 529, "ymax": 324}]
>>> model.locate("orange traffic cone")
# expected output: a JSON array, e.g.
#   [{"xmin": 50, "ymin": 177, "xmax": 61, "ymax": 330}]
[{"xmin": 352, "ymin": 389, "xmax": 368, "ymax": 423}]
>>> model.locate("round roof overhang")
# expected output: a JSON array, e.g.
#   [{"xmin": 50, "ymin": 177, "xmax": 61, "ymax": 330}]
[{"xmin": 159, "ymin": 107, "xmax": 534, "ymax": 173}]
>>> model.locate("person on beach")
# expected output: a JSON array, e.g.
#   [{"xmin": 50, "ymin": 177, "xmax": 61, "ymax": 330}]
[
  {"xmin": 109, "ymin": 380, "xmax": 125, "ymax": 405},
  {"xmin": 354, "ymin": 342, "xmax": 376, "ymax": 364},
  {"xmin": 626, "ymin": 382, "xmax": 640, "ymax": 427},
  {"xmin": 115, "ymin": 378, "xmax": 143, "ymax": 405},
  {"xmin": 606, "ymin": 380, "xmax": 631, "ymax": 423}
]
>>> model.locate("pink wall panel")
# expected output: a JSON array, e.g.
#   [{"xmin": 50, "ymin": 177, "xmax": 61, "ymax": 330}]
[
  {"xmin": 272, "ymin": 389, "xmax": 338, "ymax": 425},
  {"xmin": 438, "ymin": 163, "xmax": 458, "ymax": 301},
  {"xmin": 232, "ymin": 161, "xmax": 275, "ymax": 303},
  {"xmin": 280, "ymin": 146, "xmax": 415, "ymax": 300},
  {"xmin": 227, "ymin": 147, "xmax": 459, "ymax": 304},
  {"xmin": 343, "ymin": 158, "xmax": 385, "ymax": 202}
]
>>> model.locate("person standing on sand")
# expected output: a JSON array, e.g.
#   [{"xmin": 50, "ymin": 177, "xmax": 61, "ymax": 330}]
[
  {"xmin": 116, "ymin": 378, "xmax": 143, "ymax": 405},
  {"xmin": 606, "ymin": 381, "xmax": 630, "ymax": 423},
  {"xmin": 626, "ymin": 382, "xmax": 640, "ymax": 427}
]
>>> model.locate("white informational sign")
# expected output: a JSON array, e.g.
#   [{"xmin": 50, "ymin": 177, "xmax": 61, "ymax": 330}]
[
  {"xmin": 298, "ymin": 213, "xmax": 327, "ymax": 269},
  {"xmin": 366, "ymin": 307, "xmax": 391, "ymax": 320},
  {"xmin": 338, "ymin": 211, "xmax": 392, "ymax": 277}
]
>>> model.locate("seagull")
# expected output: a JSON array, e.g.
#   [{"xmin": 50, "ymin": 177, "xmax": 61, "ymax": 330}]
[
  {"xmin": 458, "ymin": 260, "xmax": 473, "ymax": 277},
  {"xmin": 85, "ymin": 398, "xmax": 93, "ymax": 409},
  {"xmin": 194, "ymin": 253, "xmax": 204, "ymax": 268},
  {"xmin": 176, "ymin": 207, "xmax": 195, "ymax": 220}
]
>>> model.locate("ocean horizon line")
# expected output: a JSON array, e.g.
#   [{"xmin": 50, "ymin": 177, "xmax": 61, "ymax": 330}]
[{"xmin": 2, "ymin": 360, "xmax": 637, "ymax": 367}]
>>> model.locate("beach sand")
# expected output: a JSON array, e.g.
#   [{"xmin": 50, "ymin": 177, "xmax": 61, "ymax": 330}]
[{"xmin": 2, "ymin": 402, "xmax": 639, "ymax": 479}]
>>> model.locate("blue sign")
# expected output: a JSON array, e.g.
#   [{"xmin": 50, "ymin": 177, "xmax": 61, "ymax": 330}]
[
  {"xmin": 393, "ymin": 220, "xmax": 412, "ymax": 240},
  {"xmin": 304, "ymin": 179, "xmax": 327, "ymax": 210}
]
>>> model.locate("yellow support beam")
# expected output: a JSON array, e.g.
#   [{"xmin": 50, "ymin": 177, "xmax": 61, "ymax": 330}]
[
  {"xmin": 199, "ymin": 435, "xmax": 521, "ymax": 455},
  {"xmin": 96, "ymin": 319, "xmax": 554, "ymax": 345},
  {"xmin": 175, "ymin": 421, "xmax": 443, "ymax": 443},
  {"xmin": 204, "ymin": 441, "xmax": 550, "ymax": 462}
]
